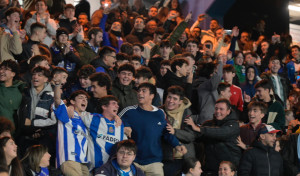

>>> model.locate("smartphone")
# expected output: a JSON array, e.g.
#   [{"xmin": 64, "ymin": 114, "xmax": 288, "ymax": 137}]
[{"xmin": 224, "ymin": 29, "xmax": 232, "ymax": 35}]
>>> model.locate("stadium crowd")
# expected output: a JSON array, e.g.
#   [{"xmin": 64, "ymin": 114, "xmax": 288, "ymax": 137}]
[{"xmin": 0, "ymin": 0, "xmax": 299, "ymax": 175}]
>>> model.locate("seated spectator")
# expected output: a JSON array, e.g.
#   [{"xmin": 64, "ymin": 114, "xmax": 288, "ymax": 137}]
[
  {"xmin": 76, "ymin": 27, "xmax": 103, "ymax": 65},
  {"xmin": 21, "ymin": 144, "xmax": 60, "ymax": 176},
  {"xmin": 95, "ymin": 139, "xmax": 145, "ymax": 176},
  {"xmin": 238, "ymin": 124, "xmax": 283, "ymax": 176},
  {"xmin": 238, "ymin": 101, "xmax": 267, "ymax": 150},
  {"xmin": 0, "ymin": 60, "xmax": 25, "ymax": 125},
  {"xmin": 184, "ymin": 39, "xmax": 202, "ymax": 63},
  {"xmin": 131, "ymin": 55, "xmax": 142, "ymax": 70},
  {"xmin": 181, "ymin": 158, "xmax": 203, "ymax": 176},
  {"xmin": 91, "ymin": 46, "xmax": 117, "ymax": 81},
  {"xmin": 125, "ymin": 16, "xmax": 149, "ymax": 44},
  {"xmin": 0, "ymin": 137, "xmax": 24, "ymax": 176},
  {"xmin": 132, "ymin": 43, "xmax": 146, "ymax": 66},
  {"xmin": 24, "ymin": 0, "xmax": 57, "ymax": 46},
  {"xmin": 0, "ymin": 116, "xmax": 15, "ymax": 138},
  {"xmin": 50, "ymin": 27, "xmax": 82, "ymax": 73},
  {"xmin": 217, "ymin": 82, "xmax": 232, "ymax": 100},
  {"xmin": 111, "ymin": 63, "xmax": 137, "ymax": 111},
  {"xmin": 163, "ymin": 86, "xmax": 196, "ymax": 175},
  {"xmin": 59, "ymin": 4, "xmax": 84, "ymax": 44},
  {"xmin": 185, "ymin": 98, "xmax": 241, "ymax": 175},
  {"xmin": 218, "ymin": 161, "xmax": 236, "ymax": 176},
  {"xmin": 240, "ymin": 66, "xmax": 259, "ymax": 99}
]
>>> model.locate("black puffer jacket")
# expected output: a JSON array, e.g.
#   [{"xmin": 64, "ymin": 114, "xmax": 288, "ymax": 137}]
[
  {"xmin": 238, "ymin": 140, "xmax": 283, "ymax": 176},
  {"xmin": 198, "ymin": 111, "xmax": 241, "ymax": 173}
]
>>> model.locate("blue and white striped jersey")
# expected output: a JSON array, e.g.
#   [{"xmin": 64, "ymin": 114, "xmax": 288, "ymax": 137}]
[
  {"xmin": 81, "ymin": 113, "xmax": 127, "ymax": 169},
  {"xmin": 53, "ymin": 101, "xmax": 89, "ymax": 168}
]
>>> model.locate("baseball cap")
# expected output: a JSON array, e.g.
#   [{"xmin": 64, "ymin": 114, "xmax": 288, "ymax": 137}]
[{"xmin": 258, "ymin": 124, "xmax": 281, "ymax": 135}]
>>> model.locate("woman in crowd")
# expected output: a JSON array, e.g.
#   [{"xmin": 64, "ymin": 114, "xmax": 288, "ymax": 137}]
[
  {"xmin": 182, "ymin": 158, "xmax": 203, "ymax": 176},
  {"xmin": 0, "ymin": 137, "xmax": 23, "ymax": 176},
  {"xmin": 218, "ymin": 161, "xmax": 236, "ymax": 176}
]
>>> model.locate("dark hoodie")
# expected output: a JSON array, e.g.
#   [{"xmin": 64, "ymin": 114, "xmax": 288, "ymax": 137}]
[{"xmin": 240, "ymin": 66, "xmax": 259, "ymax": 98}]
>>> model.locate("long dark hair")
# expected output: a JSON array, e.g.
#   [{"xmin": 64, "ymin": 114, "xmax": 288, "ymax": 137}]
[{"xmin": 0, "ymin": 137, "xmax": 23, "ymax": 176}]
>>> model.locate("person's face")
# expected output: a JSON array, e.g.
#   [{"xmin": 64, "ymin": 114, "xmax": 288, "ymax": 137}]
[
  {"xmin": 53, "ymin": 72, "xmax": 68, "ymax": 85},
  {"xmin": 218, "ymin": 163, "xmax": 235, "ymax": 176},
  {"xmin": 3, "ymin": 139, "xmax": 17, "ymax": 161},
  {"xmin": 179, "ymin": 32, "xmax": 188, "ymax": 41},
  {"xmin": 39, "ymin": 152, "xmax": 51, "ymax": 167},
  {"xmin": 116, "ymin": 147, "xmax": 136, "ymax": 170},
  {"xmin": 131, "ymin": 60, "xmax": 141, "ymax": 70},
  {"xmin": 70, "ymin": 94, "xmax": 88, "ymax": 112},
  {"xmin": 137, "ymin": 87, "xmax": 154, "ymax": 105},
  {"xmin": 221, "ymin": 87, "xmax": 231, "ymax": 100},
  {"xmin": 102, "ymin": 100, "xmax": 119, "ymax": 117},
  {"xmin": 91, "ymin": 81, "xmax": 107, "ymax": 98},
  {"xmin": 291, "ymin": 47, "xmax": 299, "ymax": 59},
  {"xmin": 275, "ymin": 140, "xmax": 281, "ymax": 152},
  {"xmin": 79, "ymin": 77, "xmax": 92, "ymax": 89},
  {"xmin": 186, "ymin": 43, "xmax": 199, "ymax": 56},
  {"xmin": 0, "ymin": 0, "xmax": 9, "ymax": 9},
  {"xmin": 146, "ymin": 20, "xmax": 157, "ymax": 34},
  {"xmin": 160, "ymin": 46, "xmax": 171, "ymax": 59},
  {"xmin": 32, "ymin": 72, "xmax": 48, "ymax": 88},
  {"xmin": 245, "ymin": 54, "xmax": 254, "ymax": 65},
  {"xmin": 0, "ymin": 66, "xmax": 15, "ymax": 82},
  {"xmin": 165, "ymin": 93, "xmax": 182, "ymax": 111},
  {"xmin": 289, "ymin": 94, "xmax": 298, "ymax": 105},
  {"xmin": 215, "ymin": 29, "xmax": 223, "ymax": 39},
  {"xmin": 38, "ymin": 60, "xmax": 50, "ymax": 70},
  {"xmin": 235, "ymin": 53, "xmax": 244, "ymax": 66},
  {"xmin": 192, "ymin": 28, "xmax": 201, "ymax": 38},
  {"xmin": 248, "ymin": 106, "xmax": 264, "ymax": 124},
  {"xmin": 111, "ymin": 21, "xmax": 121, "ymax": 32},
  {"xmin": 214, "ymin": 102, "xmax": 230, "ymax": 120},
  {"xmin": 118, "ymin": 70, "xmax": 133, "ymax": 86},
  {"xmin": 58, "ymin": 34, "xmax": 68, "ymax": 44},
  {"xmin": 148, "ymin": 7, "xmax": 158, "ymax": 18},
  {"xmin": 35, "ymin": 1, "xmax": 47, "ymax": 14},
  {"xmin": 93, "ymin": 32, "xmax": 103, "ymax": 46},
  {"xmin": 64, "ymin": 8, "xmax": 75, "ymax": 19},
  {"xmin": 135, "ymin": 77, "xmax": 148, "ymax": 87},
  {"xmin": 37, "ymin": 28, "xmax": 47, "ymax": 42},
  {"xmin": 134, "ymin": 18, "xmax": 145, "ymax": 31},
  {"xmin": 223, "ymin": 71, "xmax": 235, "ymax": 84},
  {"xmin": 160, "ymin": 65, "xmax": 170, "ymax": 76},
  {"xmin": 78, "ymin": 14, "xmax": 88, "ymax": 26},
  {"xmin": 7, "ymin": 12, "xmax": 20, "ymax": 24},
  {"xmin": 177, "ymin": 63, "xmax": 189, "ymax": 77},
  {"xmin": 133, "ymin": 46, "xmax": 142, "ymax": 57},
  {"xmin": 210, "ymin": 20, "xmax": 218, "ymax": 30},
  {"xmin": 104, "ymin": 52, "xmax": 116, "ymax": 68},
  {"xmin": 260, "ymin": 133, "xmax": 276, "ymax": 147},
  {"xmin": 247, "ymin": 68, "xmax": 255, "ymax": 81},
  {"xmin": 269, "ymin": 60, "xmax": 280, "ymax": 74},
  {"xmin": 189, "ymin": 161, "xmax": 203, "ymax": 176},
  {"xmin": 241, "ymin": 32, "xmax": 249, "ymax": 44},
  {"xmin": 256, "ymin": 87, "xmax": 269, "ymax": 100},
  {"xmin": 261, "ymin": 42, "xmax": 269, "ymax": 54},
  {"xmin": 119, "ymin": 1, "xmax": 128, "ymax": 11},
  {"xmin": 171, "ymin": 0, "xmax": 178, "ymax": 9}
]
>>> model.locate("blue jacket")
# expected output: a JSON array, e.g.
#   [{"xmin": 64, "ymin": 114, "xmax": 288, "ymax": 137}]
[{"xmin": 286, "ymin": 61, "xmax": 297, "ymax": 84}]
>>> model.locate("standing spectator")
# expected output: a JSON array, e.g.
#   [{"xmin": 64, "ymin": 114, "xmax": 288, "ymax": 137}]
[
  {"xmin": 24, "ymin": 0, "xmax": 57, "ymax": 47},
  {"xmin": 91, "ymin": 0, "xmax": 111, "ymax": 26},
  {"xmin": 119, "ymin": 83, "xmax": 187, "ymax": 176},
  {"xmin": 77, "ymin": 13, "xmax": 90, "ymax": 40},
  {"xmin": 76, "ymin": 27, "xmax": 103, "ymax": 65},
  {"xmin": 240, "ymin": 66, "xmax": 259, "ymax": 99},
  {"xmin": 238, "ymin": 124, "xmax": 283, "ymax": 176},
  {"xmin": 286, "ymin": 45, "xmax": 300, "ymax": 84},
  {"xmin": 125, "ymin": 16, "xmax": 149, "ymax": 44}
]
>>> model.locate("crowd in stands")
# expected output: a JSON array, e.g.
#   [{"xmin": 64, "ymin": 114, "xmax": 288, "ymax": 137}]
[{"xmin": 0, "ymin": 0, "xmax": 300, "ymax": 175}]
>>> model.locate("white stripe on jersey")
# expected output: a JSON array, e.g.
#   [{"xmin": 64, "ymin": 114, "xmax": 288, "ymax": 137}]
[
  {"xmin": 53, "ymin": 101, "xmax": 89, "ymax": 167},
  {"xmin": 81, "ymin": 113, "xmax": 127, "ymax": 169}
]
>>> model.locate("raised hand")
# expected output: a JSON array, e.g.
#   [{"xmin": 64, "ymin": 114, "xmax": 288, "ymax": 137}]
[{"xmin": 166, "ymin": 123, "xmax": 175, "ymax": 134}]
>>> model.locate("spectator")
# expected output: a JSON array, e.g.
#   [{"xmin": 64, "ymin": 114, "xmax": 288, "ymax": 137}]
[
  {"xmin": 238, "ymin": 124, "xmax": 283, "ymax": 176},
  {"xmin": 240, "ymin": 66, "xmax": 259, "ymax": 99},
  {"xmin": 143, "ymin": 27, "xmax": 164, "ymax": 61},
  {"xmin": 181, "ymin": 158, "xmax": 203, "ymax": 176},
  {"xmin": 131, "ymin": 55, "xmax": 142, "ymax": 70},
  {"xmin": 286, "ymin": 45, "xmax": 300, "ymax": 84},
  {"xmin": 95, "ymin": 139, "xmax": 145, "ymax": 176},
  {"xmin": 217, "ymin": 82, "xmax": 232, "ymax": 100},
  {"xmin": 75, "ymin": 0, "xmax": 90, "ymax": 20},
  {"xmin": 91, "ymin": 0, "xmax": 112, "ymax": 26},
  {"xmin": 218, "ymin": 161, "xmax": 236, "ymax": 176},
  {"xmin": 119, "ymin": 83, "xmax": 187, "ymax": 176},
  {"xmin": 111, "ymin": 63, "xmax": 137, "ymax": 111},
  {"xmin": 0, "ymin": 137, "xmax": 24, "ymax": 176},
  {"xmin": 77, "ymin": 12, "xmax": 90, "ymax": 40},
  {"xmin": 125, "ymin": 16, "xmax": 149, "ymax": 44},
  {"xmin": 132, "ymin": 43, "xmax": 146, "ymax": 66},
  {"xmin": 24, "ymin": 0, "xmax": 57, "ymax": 47},
  {"xmin": 76, "ymin": 27, "xmax": 103, "ymax": 65}
]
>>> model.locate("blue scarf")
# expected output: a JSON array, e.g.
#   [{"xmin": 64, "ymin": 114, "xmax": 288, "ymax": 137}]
[
  {"xmin": 112, "ymin": 159, "xmax": 136, "ymax": 176},
  {"xmin": 35, "ymin": 167, "xmax": 49, "ymax": 176}
]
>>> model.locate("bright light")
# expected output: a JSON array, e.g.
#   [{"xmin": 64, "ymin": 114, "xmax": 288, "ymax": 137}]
[{"xmin": 289, "ymin": 5, "xmax": 300, "ymax": 12}]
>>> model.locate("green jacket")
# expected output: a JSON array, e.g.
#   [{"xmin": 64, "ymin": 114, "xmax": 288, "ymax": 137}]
[
  {"xmin": 75, "ymin": 41, "xmax": 99, "ymax": 65},
  {"xmin": 0, "ymin": 80, "xmax": 25, "ymax": 123},
  {"xmin": 111, "ymin": 78, "xmax": 138, "ymax": 112}
]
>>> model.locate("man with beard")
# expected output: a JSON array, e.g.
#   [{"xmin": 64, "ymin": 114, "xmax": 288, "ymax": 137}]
[{"xmin": 76, "ymin": 27, "xmax": 103, "ymax": 65}]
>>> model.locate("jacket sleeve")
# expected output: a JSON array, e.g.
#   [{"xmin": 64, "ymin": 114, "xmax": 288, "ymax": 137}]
[
  {"xmin": 167, "ymin": 21, "xmax": 188, "ymax": 47},
  {"xmin": 268, "ymin": 102, "xmax": 285, "ymax": 130},
  {"xmin": 200, "ymin": 120, "xmax": 239, "ymax": 140},
  {"xmin": 199, "ymin": 61, "xmax": 223, "ymax": 91},
  {"xmin": 174, "ymin": 113, "xmax": 196, "ymax": 143},
  {"xmin": 46, "ymin": 18, "xmax": 58, "ymax": 37},
  {"xmin": 281, "ymin": 135, "xmax": 299, "ymax": 176},
  {"xmin": 238, "ymin": 150, "xmax": 253, "ymax": 176}
]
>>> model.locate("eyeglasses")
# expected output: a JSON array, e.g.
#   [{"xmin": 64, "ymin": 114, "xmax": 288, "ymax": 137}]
[{"xmin": 118, "ymin": 150, "xmax": 135, "ymax": 156}]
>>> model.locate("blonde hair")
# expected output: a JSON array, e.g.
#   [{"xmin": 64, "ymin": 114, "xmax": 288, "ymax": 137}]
[{"xmin": 21, "ymin": 145, "xmax": 48, "ymax": 172}]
